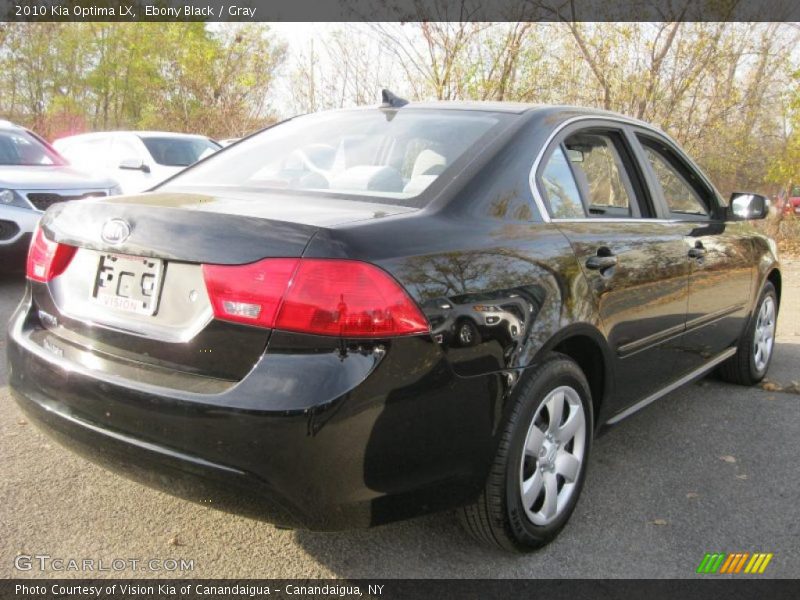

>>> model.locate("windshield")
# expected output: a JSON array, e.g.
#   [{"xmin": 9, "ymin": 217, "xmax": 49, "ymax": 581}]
[
  {"xmin": 140, "ymin": 136, "xmax": 220, "ymax": 167},
  {"xmin": 0, "ymin": 129, "xmax": 64, "ymax": 166},
  {"xmin": 161, "ymin": 109, "xmax": 507, "ymax": 205}
]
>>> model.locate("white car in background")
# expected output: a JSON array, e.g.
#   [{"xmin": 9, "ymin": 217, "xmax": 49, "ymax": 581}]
[{"xmin": 53, "ymin": 131, "xmax": 221, "ymax": 194}]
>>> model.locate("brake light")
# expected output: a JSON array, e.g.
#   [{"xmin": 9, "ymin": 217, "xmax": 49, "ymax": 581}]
[
  {"xmin": 26, "ymin": 225, "xmax": 76, "ymax": 282},
  {"xmin": 202, "ymin": 258, "xmax": 429, "ymax": 338},
  {"xmin": 202, "ymin": 259, "xmax": 299, "ymax": 329}
]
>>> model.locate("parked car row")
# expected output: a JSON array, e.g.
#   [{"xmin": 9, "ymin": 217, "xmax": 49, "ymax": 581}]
[{"xmin": 0, "ymin": 122, "xmax": 221, "ymax": 271}]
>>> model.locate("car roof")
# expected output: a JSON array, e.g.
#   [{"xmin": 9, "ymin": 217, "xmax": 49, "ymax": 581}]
[
  {"xmin": 316, "ymin": 102, "xmax": 660, "ymax": 133},
  {"xmin": 406, "ymin": 102, "xmax": 653, "ymax": 125},
  {"xmin": 399, "ymin": 100, "xmax": 537, "ymax": 114}
]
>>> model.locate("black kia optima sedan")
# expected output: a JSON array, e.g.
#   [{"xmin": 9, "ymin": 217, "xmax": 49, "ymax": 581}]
[{"xmin": 7, "ymin": 96, "xmax": 780, "ymax": 551}]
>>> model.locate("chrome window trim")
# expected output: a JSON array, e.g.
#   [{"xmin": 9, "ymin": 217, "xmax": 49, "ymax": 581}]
[{"xmin": 528, "ymin": 114, "xmax": 722, "ymax": 224}]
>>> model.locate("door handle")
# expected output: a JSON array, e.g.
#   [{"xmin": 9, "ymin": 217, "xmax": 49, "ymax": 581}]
[{"xmin": 586, "ymin": 255, "xmax": 618, "ymax": 270}]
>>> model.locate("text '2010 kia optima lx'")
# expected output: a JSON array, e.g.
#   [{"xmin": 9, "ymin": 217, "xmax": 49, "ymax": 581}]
[{"xmin": 7, "ymin": 96, "xmax": 780, "ymax": 551}]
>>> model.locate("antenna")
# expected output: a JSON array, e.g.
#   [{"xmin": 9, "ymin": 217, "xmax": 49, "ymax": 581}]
[{"xmin": 380, "ymin": 89, "xmax": 409, "ymax": 108}]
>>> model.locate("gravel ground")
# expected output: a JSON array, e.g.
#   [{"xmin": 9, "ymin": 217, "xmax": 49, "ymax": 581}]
[{"xmin": 1, "ymin": 260, "xmax": 798, "ymax": 579}]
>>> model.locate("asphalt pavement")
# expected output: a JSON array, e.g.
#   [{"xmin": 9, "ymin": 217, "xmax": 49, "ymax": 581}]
[{"xmin": 1, "ymin": 261, "xmax": 798, "ymax": 579}]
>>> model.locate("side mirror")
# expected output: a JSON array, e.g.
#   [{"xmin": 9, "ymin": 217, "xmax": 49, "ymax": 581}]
[
  {"xmin": 119, "ymin": 158, "xmax": 151, "ymax": 174},
  {"xmin": 728, "ymin": 192, "xmax": 768, "ymax": 221}
]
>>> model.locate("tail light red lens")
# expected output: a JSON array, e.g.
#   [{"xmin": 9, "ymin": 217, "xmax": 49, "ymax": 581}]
[
  {"xmin": 26, "ymin": 225, "xmax": 76, "ymax": 282},
  {"xmin": 202, "ymin": 259, "xmax": 299, "ymax": 329},
  {"xmin": 276, "ymin": 260, "xmax": 429, "ymax": 337},
  {"xmin": 202, "ymin": 258, "xmax": 429, "ymax": 338}
]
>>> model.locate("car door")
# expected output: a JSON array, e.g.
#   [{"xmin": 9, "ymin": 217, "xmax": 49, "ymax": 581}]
[
  {"xmin": 634, "ymin": 132, "xmax": 753, "ymax": 370},
  {"xmin": 536, "ymin": 121, "xmax": 691, "ymax": 411}
]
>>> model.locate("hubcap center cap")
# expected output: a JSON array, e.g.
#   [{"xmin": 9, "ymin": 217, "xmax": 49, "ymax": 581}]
[{"xmin": 540, "ymin": 439, "xmax": 558, "ymax": 469}]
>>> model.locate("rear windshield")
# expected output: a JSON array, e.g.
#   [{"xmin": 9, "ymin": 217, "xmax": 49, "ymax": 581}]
[
  {"xmin": 161, "ymin": 109, "xmax": 508, "ymax": 206},
  {"xmin": 140, "ymin": 136, "xmax": 220, "ymax": 167}
]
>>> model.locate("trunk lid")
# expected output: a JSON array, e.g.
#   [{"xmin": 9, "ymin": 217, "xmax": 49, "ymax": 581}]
[{"xmin": 34, "ymin": 191, "xmax": 415, "ymax": 383}]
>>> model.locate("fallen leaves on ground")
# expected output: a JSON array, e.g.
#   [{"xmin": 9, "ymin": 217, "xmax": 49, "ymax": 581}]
[
  {"xmin": 761, "ymin": 381, "xmax": 782, "ymax": 392},
  {"xmin": 784, "ymin": 381, "xmax": 800, "ymax": 395},
  {"xmin": 650, "ymin": 519, "xmax": 668, "ymax": 526},
  {"xmin": 719, "ymin": 455, "xmax": 736, "ymax": 463},
  {"xmin": 736, "ymin": 474, "xmax": 749, "ymax": 480},
  {"xmin": 686, "ymin": 492, "xmax": 700, "ymax": 499}
]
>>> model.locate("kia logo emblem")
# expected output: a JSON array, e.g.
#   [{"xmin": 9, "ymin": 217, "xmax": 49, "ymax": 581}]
[{"xmin": 101, "ymin": 219, "xmax": 131, "ymax": 245}]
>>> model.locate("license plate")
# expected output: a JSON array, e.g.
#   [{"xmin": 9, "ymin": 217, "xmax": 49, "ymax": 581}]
[{"xmin": 92, "ymin": 253, "xmax": 164, "ymax": 316}]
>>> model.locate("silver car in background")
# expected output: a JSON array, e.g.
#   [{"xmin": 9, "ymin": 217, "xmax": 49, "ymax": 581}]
[{"xmin": 0, "ymin": 121, "xmax": 119, "ymax": 272}]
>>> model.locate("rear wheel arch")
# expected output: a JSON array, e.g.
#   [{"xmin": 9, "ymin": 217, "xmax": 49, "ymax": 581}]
[{"xmin": 529, "ymin": 324, "xmax": 612, "ymax": 430}]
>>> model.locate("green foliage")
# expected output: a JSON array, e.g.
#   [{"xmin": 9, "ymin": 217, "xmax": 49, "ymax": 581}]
[
  {"xmin": 767, "ymin": 69, "xmax": 800, "ymax": 188},
  {"xmin": 0, "ymin": 23, "xmax": 286, "ymax": 139}
]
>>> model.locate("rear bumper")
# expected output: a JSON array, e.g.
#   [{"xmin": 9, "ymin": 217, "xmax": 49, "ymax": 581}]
[
  {"xmin": 7, "ymin": 289, "xmax": 499, "ymax": 530},
  {"xmin": 11, "ymin": 384, "xmax": 302, "ymax": 526}
]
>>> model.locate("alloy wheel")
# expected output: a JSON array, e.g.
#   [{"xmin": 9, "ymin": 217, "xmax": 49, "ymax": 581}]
[
  {"xmin": 753, "ymin": 295, "xmax": 776, "ymax": 373},
  {"xmin": 519, "ymin": 385, "xmax": 587, "ymax": 526}
]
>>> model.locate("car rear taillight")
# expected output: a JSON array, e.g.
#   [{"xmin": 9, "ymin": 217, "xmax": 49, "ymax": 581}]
[
  {"xmin": 202, "ymin": 259, "xmax": 299, "ymax": 329},
  {"xmin": 26, "ymin": 225, "xmax": 77, "ymax": 282},
  {"xmin": 202, "ymin": 258, "xmax": 429, "ymax": 338}
]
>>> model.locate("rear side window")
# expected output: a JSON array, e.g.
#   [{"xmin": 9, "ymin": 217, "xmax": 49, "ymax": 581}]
[
  {"xmin": 540, "ymin": 147, "xmax": 584, "ymax": 218},
  {"xmin": 638, "ymin": 137, "xmax": 709, "ymax": 217}
]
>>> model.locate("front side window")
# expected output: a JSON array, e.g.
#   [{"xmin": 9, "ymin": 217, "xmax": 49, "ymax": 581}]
[
  {"xmin": 162, "ymin": 110, "xmax": 507, "ymax": 205},
  {"xmin": 639, "ymin": 139, "xmax": 709, "ymax": 217},
  {"xmin": 0, "ymin": 130, "xmax": 63, "ymax": 166}
]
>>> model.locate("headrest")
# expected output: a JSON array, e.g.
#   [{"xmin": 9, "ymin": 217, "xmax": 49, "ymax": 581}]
[
  {"xmin": 412, "ymin": 149, "xmax": 446, "ymax": 178},
  {"xmin": 330, "ymin": 166, "xmax": 404, "ymax": 193}
]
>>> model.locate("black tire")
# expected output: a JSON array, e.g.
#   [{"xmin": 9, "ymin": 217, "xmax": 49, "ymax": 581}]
[
  {"xmin": 459, "ymin": 353, "xmax": 593, "ymax": 552},
  {"xmin": 718, "ymin": 282, "xmax": 777, "ymax": 386}
]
